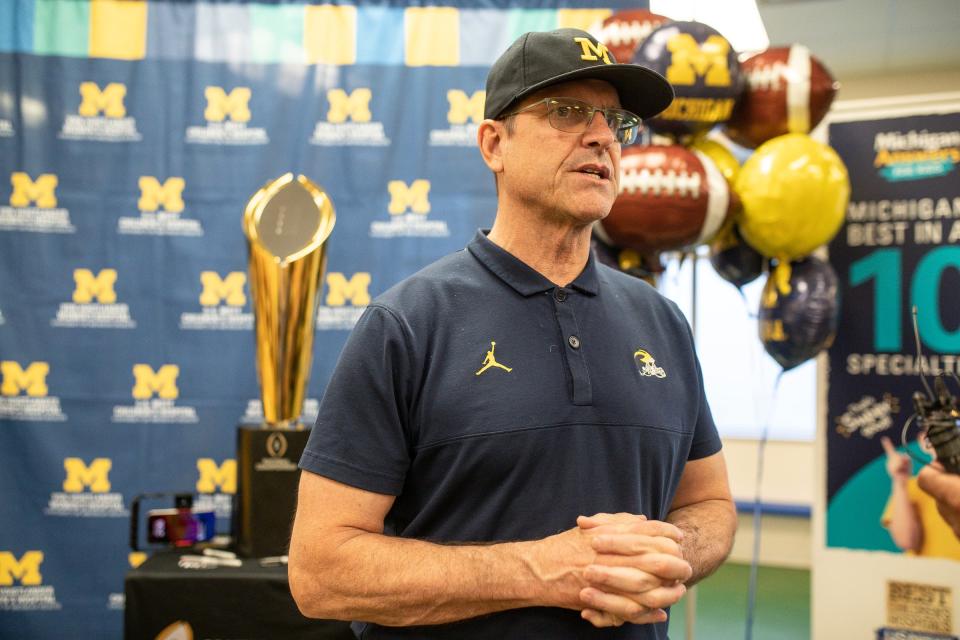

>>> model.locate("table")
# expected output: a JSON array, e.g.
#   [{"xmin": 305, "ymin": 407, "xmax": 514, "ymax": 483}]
[{"xmin": 124, "ymin": 551, "xmax": 355, "ymax": 640}]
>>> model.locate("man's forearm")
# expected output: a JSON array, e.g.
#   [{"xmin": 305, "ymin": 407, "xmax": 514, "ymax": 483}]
[
  {"xmin": 289, "ymin": 527, "xmax": 588, "ymax": 626},
  {"xmin": 666, "ymin": 498, "xmax": 737, "ymax": 585}
]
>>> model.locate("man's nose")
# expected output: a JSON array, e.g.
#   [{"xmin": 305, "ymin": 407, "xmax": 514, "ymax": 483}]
[{"xmin": 583, "ymin": 109, "xmax": 615, "ymax": 146}]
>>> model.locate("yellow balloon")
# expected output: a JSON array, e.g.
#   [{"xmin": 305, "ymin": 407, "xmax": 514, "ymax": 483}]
[
  {"xmin": 690, "ymin": 138, "xmax": 740, "ymax": 186},
  {"xmin": 735, "ymin": 133, "xmax": 850, "ymax": 260}
]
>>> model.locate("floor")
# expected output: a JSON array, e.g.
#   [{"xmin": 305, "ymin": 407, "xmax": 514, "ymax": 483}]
[{"xmin": 668, "ymin": 563, "xmax": 811, "ymax": 640}]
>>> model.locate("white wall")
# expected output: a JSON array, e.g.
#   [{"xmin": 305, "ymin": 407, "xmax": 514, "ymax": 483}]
[
  {"xmin": 724, "ymin": 438, "xmax": 814, "ymax": 507},
  {"xmin": 723, "ymin": 438, "xmax": 813, "ymax": 568}
]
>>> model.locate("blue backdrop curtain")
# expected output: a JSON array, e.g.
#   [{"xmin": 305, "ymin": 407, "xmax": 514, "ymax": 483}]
[{"xmin": 0, "ymin": 1, "xmax": 642, "ymax": 636}]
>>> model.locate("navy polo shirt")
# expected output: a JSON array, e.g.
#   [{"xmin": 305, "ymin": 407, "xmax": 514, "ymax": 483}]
[{"xmin": 300, "ymin": 231, "xmax": 721, "ymax": 640}]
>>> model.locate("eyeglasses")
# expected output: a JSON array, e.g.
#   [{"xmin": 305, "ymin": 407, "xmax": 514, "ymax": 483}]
[{"xmin": 500, "ymin": 97, "xmax": 643, "ymax": 145}]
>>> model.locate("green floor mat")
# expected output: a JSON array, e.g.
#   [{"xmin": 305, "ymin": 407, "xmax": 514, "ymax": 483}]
[{"xmin": 668, "ymin": 563, "xmax": 810, "ymax": 640}]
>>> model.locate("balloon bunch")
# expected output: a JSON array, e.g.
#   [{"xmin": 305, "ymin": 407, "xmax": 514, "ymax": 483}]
[
  {"xmin": 591, "ymin": 235, "xmax": 664, "ymax": 288},
  {"xmin": 590, "ymin": 11, "xmax": 847, "ymax": 370}
]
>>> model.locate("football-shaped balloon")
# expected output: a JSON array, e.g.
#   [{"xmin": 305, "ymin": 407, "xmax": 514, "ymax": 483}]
[
  {"xmin": 633, "ymin": 21, "xmax": 743, "ymax": 139},
  {"xmin": 724, "ymin": 45, "xmax": 839, "ymax": 149},
  {"xmin": 602, "ymin": 144, "xmax": 731, "ymax": 252},
  {"xmin": 689, "ymin": 137, "xmax": 740, "ymax": 186},
  {"xmin": 593, "ymin": 10, "xmax": 670, "ymax": 65}
]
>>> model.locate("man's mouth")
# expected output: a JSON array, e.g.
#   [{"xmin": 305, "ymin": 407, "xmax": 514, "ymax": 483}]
[{"xmin": 576, "ymin": 164, "xmax": 611, "ymax": 180}]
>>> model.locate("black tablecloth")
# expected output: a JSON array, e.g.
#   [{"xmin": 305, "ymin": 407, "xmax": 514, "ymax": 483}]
[{"xmin": 124, "ymin": 551, "xmax": 355, "ymax": 640}]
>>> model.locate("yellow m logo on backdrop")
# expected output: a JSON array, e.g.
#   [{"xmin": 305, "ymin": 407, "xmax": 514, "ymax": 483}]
[
  {"xmin": 325, "ymin": 272, "xmax": 371, "ymax": 307},
  {"xmin": 665, "ymin": 34, "xmax": 732, "ymax": 87},
  {"xmin": 388, "ymin": 180, "xmax": 430, "ymax": 215},
  {"xmin": 199, "ymin": 271, "xmax": 246, "ymax": 307},
  {"xmin": 0, "ymin": 551, "xmax": 43, "ymax": 586},
  {"xmin": 73, "ymin": 269, "xmax": 117, "ymax": 304},
  {"xmin": 447, "ymin": 90, "xmax": 485, "ymax": 125},
  {"xmin": 10, "ymin": 173, "xmax": 58, "ymax": 208},
  {"xmin": 138, "ymin": 177, "xmax": 185, "ymax": 213},
  {"xmin": 132, "ymin": 364, "xmax": 179, "ymax": 400},
  {"xmin": 196, "ymin": 459, "xmax": 236, "ymax": 494},
  {"xmin": 79, "ymin": 82, "xmax": 127, "ymax": 118},
  {"xmin": 204, "ymin": 87, "xmax": 251, "ymax": 123},
  {"xmin": 574, "ymin": 37, "xmax": 611, "ymax": 64},
  {"xmin": 1, "ymin": 361, "xmax": 49, "ymax": 397},
  {"xmin": 63, "ymin": 458, "xmax": 112, "ymax": 493},
  {"xmin": 327, "ymin": 88, "xmax": 372, "ymax": 123}
]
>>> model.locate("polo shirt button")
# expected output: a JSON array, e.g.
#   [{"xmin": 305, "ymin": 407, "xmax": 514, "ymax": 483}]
[
  {"xmin": 568, "ymin": 335, "xmax": 580, "ymax": 349},
  {"xmin": 555, "ymin": 289, "xmax": 567, "ymax": 302}
]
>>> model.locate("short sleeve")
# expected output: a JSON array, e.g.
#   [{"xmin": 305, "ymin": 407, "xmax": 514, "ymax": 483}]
[
  {"xmin": 299, "ymin": 304, "xmax": 415, "ymax": 495},
  {"xmin": 688, "ymin": 351, "xmax": 722, "ymax": 460},
  {"xmin": 670, "ymin": 300, "xmax": 722, "ymax": 461}
]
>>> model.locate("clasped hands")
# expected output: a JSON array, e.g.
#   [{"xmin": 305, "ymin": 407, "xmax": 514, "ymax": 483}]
[{"xmin": 572, "ymin": 512, "xmax": 692, "ymax": 628}]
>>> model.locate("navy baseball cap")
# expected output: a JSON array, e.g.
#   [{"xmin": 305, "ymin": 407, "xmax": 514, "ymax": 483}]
[{"xmin": 484, "ymin": 28, "xmax": 674, "ymax": 121}]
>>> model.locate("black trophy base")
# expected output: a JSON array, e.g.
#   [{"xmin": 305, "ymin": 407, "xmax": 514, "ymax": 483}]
[{"xmin": 235, "ymin": 425, "xmax": 310, "ymax": 559}]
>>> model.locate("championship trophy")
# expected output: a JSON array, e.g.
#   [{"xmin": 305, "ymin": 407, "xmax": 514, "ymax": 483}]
[{"xmin": 236, "ymin": 173, "xmax": 335, "ymax": 558}]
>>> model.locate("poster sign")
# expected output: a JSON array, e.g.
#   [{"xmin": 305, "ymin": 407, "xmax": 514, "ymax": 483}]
[{"xmin": 826, "ymin": 111, "xmax": 960, "ymax": 558}]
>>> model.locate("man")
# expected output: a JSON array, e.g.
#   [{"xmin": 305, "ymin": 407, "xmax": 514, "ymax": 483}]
[
  {"xmin": 918, "ymin": 465, "xmax": 960, "ymax": 539},
  {"xmin": 289, "ymin": 29, "xmax": 736, "ymax": 638}
]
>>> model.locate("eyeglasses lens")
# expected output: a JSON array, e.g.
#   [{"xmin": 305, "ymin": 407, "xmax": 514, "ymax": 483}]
[{"xmin": 546, "ymin": 99, "xmax": 640, "ymax": 145}]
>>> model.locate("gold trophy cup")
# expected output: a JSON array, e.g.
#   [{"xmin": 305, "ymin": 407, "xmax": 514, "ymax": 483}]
[{"xmin": 236, "ymin": 173, "xmax": 335, "ymax": 557}]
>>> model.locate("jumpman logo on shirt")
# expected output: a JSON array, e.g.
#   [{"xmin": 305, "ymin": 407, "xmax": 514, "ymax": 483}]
[{"xmin": 475, "ymin": 341, "xmax": 512, "ymax": 375}]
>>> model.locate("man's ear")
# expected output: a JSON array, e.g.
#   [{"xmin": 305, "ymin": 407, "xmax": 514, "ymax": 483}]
[{"xmin": 477, "ymin": 119, "xmax": 504, "ymax": 174}]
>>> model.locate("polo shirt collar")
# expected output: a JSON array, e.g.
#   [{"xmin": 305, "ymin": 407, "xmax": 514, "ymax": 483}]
[{"xmin": 467, "ymin": 230, "xmax": 599, "ymax": 297}]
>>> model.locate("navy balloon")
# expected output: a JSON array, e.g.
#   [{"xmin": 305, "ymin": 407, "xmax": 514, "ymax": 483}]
[
  {"xmin": 591, "ymin": 235, "xmax": 663, "ymax": 286},
  {"xmin": 759, "ymin": 256, "xmax": 839, "ymax": 371},
  {"xmin": 633, "ymin": 20, "xmax": 743, "ymax": 139},
  {"xmin": 709, "ymin": 224, "xmax": 764, "ymax": 288}
]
